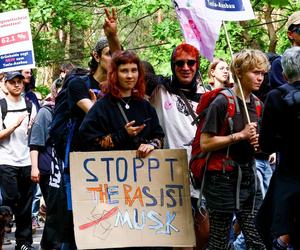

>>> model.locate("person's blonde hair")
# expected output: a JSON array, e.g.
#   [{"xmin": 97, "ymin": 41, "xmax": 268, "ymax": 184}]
[{"xmin": 230, "ymin": 49, "xmax": 269, "ymax": 82}]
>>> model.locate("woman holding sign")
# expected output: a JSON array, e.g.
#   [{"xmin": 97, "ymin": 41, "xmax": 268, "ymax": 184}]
[{"xmin": 79, "ymin": 50, "xmax": 164, "ymax": 158}]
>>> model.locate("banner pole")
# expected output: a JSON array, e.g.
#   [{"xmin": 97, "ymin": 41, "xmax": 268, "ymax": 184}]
[{"xmin": 222, "ymin": 21, "xmax": 251, "ymax": 124}]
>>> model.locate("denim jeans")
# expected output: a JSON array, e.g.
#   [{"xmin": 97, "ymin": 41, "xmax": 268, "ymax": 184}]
[
  {"xmin": 32, "ymin": 183, "xmax": 42, "ymax": 218},
  {"xmin": 234, "ymin": 233, "xmax": 246, "ymax": 250},
  {"xmin": 0, "ymin": 187, "xmax": 2, "ymax": 206},
  {"xmin": 256, "ymin": 159, "xmax": 273, "ymax": 197}
]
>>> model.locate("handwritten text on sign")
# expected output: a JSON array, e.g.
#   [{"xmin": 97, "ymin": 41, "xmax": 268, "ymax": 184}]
[{"xmin": 70, "ymin": 149, "xmax": 195, "ymax": 249}]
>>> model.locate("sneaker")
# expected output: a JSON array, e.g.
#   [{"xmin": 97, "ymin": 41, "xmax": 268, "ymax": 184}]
[
  {"xmin": 15, "ymin": 243, "xmax": 36, "ymax": 250},
  {"xmin": 273, "ymin": 238, "xmax": 288, "ymax": 250},
  {"xmin": 3, "ymin": 236, "xmax": 12, "ymax": 245},
  {"xmin": 32, "ymin": 216, "xmax": 40, "ymax": 234}
]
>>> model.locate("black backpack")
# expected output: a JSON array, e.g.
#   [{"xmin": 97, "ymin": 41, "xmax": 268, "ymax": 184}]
[
  {"xmin": 49, "ymin": 69, "xmax": 91, "ymax": 164},
  {"xmin": 0, "ymin": 98, "xmax": 32, "ymax": 129}
]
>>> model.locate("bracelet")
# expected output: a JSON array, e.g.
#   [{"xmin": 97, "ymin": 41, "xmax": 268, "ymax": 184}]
[{"xmin": 230, "ymin": 133, "xmax": 236, "ymax": 143}]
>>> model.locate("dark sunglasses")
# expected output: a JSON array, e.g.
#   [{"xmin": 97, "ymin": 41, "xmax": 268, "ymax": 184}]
[
  {"xmin": 175, "ymin": 60, "xmax": 196, "ymax": 67},
  {"xmin": 292, "ymin": 27, "xmax": 300, "ymax": 35}
]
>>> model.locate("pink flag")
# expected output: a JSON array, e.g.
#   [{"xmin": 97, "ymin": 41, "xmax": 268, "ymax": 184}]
[{"xmin": 173, "ymin": 0, "xmax": 222, "ymax": 61}]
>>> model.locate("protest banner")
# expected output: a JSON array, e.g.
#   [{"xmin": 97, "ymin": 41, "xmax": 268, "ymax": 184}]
[
  {"xmin": 172, "ymin": 0, "xmax": 221, "ymax": 61},
  {"xmin": 172, "ymin": 0, "xmax": 255, "ymax": 61},
  {"xmin": 70, "ymin": 149, "xmax": 195, "ymax": 249},
  {"xmin": 0, "ymin": 9, "xmax": 35, "ymax": 73},
  {"xmin": 199, "ymin": 0, "xmax": 255, "ymax": 21}
]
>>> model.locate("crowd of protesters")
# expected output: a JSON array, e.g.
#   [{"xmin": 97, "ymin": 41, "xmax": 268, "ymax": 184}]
[{"xmin": 0, "ymin": 8, "xmax": 300, "ymax": 250}]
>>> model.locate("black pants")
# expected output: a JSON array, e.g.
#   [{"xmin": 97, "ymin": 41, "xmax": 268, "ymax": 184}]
[
  {"xmin": 208, "ymin": 208, "xmax": 266, "ymax": 250},
  {"xmin": 204, "ymin": 166, "xmax": 265, "ymax": 249},
  {"xmin": 39, "ymin": 174, "xmax": 50, "ymax": 205},
  {"xmin": 0, "ymin": 165, "xmax": 34, "ymax": 245},
  {"xmin": 41, "ymin": 162, "xmax": 67, "ymax": 250}
]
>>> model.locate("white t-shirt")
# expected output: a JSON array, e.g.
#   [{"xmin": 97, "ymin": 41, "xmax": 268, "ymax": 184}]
[
  {"xmin": 150, "ymin": 84, "xmax": 205, "ymax": 198},
  {"xmin": 150, "ymin": 84, "xmax": 203, "ymax": 154},
  {"xmin": 0, "ymin": 96, "xmax": 37, "ymax": 166}
]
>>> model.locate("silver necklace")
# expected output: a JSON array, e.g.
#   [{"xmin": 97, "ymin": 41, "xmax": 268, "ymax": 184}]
[{"xmin": 120, "ymin": 98, "xmax": 131, "ymax": 109}]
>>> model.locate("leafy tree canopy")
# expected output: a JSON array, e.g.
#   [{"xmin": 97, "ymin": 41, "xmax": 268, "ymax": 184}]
[{"xmin": 0, "ymin": 0, "xmax": 299, "ymax": 83}]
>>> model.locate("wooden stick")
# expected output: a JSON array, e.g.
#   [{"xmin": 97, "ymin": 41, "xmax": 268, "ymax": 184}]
[{"xmin": 222, "ymin": 21, "xmax": 251, "ymax": 124}]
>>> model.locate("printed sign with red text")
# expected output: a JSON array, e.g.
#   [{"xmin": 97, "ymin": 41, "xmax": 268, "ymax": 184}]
[{"xmin": 0, "ymin": 9, "xmax": 35, "ymax": 73}]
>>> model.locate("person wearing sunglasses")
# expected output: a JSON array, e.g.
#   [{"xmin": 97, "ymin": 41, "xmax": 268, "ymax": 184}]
[
  {"xmin": 269, "ymin": 11, "xmax": 300, "ymax": 89},
  {"xmin": 148, "ymin": 44, "xmax": 209, "ymax": 250}
]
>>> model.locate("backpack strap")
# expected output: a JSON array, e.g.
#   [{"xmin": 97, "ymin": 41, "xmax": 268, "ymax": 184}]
[
  {"xmin": 219, "ymin": 88, "xmax": 240, "ymax": 134},
  {"xmin": 219, "ymin": 88, "xmax": 240, "ymax": 172},
  {"xmin": 177, "ymin": 90, "xmax": 197, "ymax": 121},
  {"xmin": 251, "ymin": 93, "xmax": 262, "ymax": 117},
  {"xmin": 25, "ymin": 99, "xmax": 33, "ymax": 122},
  {"xmin": 0, "ymin": 98, "xmax": 32, "ymax": 129},
  {"xmin": 0, "ymin": 98, "xmax": 7, "ymax": 129}
]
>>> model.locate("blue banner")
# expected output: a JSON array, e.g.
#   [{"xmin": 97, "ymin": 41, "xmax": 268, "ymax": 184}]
[
  {"xmin": 0, "ymin": 50, "xmax": 33, "ymax": 70},
  {"xmin": 205, "ymin": 0, "xmax": 245, "ymax": 12}
]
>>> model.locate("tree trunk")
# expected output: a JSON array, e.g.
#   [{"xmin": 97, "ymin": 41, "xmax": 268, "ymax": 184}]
[
  {"xmin": 263, "ymin": 5, "xmax": 277, "ymax": 52},
  {"xmin": 239, "ymin": 21, "xmax": 262, "ymax": 50},
  {"xmin": 69, "ymin": 23, "xmax": 85, "ymax": 64}
]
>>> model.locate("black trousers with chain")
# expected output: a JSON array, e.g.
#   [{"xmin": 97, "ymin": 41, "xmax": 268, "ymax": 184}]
[
  {"xmin": 207, "ymin": 208, "xmax": 266, "ymax": 250},
  {"xmin": 203, "ymin": 164, "xmax": 266, "ymax": 250},
  {"xmin": 0, "ymin": 165, "xmax": 34, "ymax": 245}
]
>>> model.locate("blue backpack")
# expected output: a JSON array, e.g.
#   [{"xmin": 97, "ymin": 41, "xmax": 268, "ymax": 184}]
[{"xmin": 49, "ymin": 70, "xmax": 91, "ymax": 166}]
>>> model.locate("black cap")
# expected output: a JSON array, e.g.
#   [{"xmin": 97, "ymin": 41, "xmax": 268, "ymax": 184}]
[{"xmin": 5, "ymin": 71, "xmax": 25, "ymax": 81}]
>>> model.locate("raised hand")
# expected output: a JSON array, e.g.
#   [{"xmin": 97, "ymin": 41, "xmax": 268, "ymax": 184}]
[{"xmin": 103, "ymin": 8, "xmax": 118, "ymax": 38}]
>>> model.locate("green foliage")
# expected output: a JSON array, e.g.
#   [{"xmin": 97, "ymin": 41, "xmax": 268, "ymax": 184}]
[
  {"xmin": 0, "ymin": 0, "xmax": 23, "ymax": 11},
  {"xmin": 265, "ymin": 0, "xmax": 290, "ymax": 7},
  {"xmin": 35, "ymin": 84, "xmax": 50, "ymax": 99},
  {"xmin": 0, "ymin": 0, "xmax": 298, "ymax": 81}
]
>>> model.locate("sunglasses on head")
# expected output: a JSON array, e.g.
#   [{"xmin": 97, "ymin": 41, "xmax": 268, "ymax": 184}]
[
  {"xmin": 292, "ymin": 27, "xmax": 300, "ymax": 35},
  {"xmin": 175, "ymin": 60, "xmax": 196, "ymax": 67}
]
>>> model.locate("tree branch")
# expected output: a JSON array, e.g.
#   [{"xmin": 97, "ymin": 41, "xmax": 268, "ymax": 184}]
[
  {"xmin": 128, "ymin": 42, "xmax": 170, "ymax": 51},
  {"xmin": 119, "ymin": 7, "xmax": 162, "ymax": 44}
]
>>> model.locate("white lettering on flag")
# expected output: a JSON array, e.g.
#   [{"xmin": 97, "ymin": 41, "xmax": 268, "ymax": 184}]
[
  {"xmin": 173, "ymin": 0, "xmax": 222, "ymax": 61},
  {"xmin": 198, "ymin": 0, "xmax": 255, "ymax": 21}
]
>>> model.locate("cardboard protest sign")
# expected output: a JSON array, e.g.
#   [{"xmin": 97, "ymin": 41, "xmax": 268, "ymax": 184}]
[
  {"xmin": 0, "ymin": 9, "xmax": 35, "ymax": 73},
  {"xmin": 70, "ymin": 149, "xmax": 196, "ymax": 249}
]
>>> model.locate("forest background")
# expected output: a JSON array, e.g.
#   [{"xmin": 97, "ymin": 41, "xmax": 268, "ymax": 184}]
[{"xmin": 1, "ymin": 0, "xmax": 299, "ymax": 97}]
